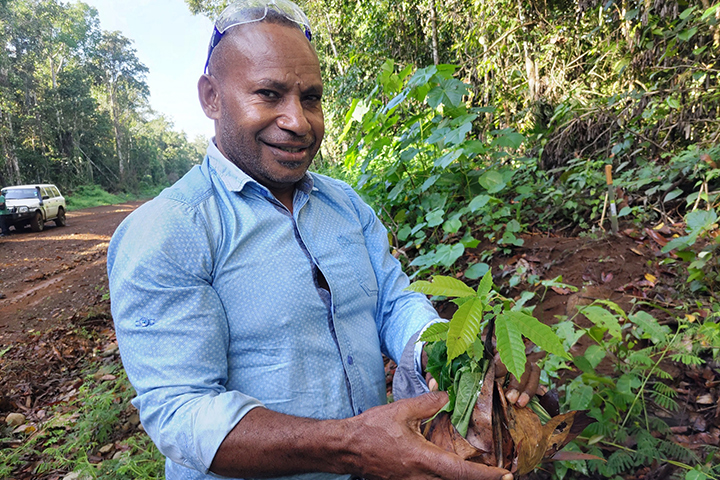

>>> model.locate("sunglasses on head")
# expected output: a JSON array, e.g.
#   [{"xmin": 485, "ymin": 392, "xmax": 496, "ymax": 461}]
[{"xmin": 204, "ymin": 0, "xmax": 313, "ymax": 73}]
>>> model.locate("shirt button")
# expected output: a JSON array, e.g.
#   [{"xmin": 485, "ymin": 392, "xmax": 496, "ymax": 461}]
[{"xmin": 347, "ymin": 355, "xmax": 353, "ymax": 365}]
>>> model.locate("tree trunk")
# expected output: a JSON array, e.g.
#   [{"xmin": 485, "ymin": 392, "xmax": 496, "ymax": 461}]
[
  {"xmin": 429, "ymin": 0, "xmax": 440, "ymax": 65},
  {"xmin": 109, "ymin": 84, "xmax": 125, "ymax": 181},
  {"xmin": 324, "ymin": 12, "xmax": 346, "ymax": 75},
  {"xmin": 1, "ymin": 110, "xmax": 22, "ymax": 185}
]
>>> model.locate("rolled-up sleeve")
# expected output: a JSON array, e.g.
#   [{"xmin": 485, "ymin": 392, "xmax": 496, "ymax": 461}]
[{"xmin": 107, "ymin": 197, "xmax": 263, "ymax": 473}]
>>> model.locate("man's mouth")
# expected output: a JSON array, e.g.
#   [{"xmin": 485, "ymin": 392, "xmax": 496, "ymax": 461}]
[
  {"xmin": 260, "ymin": 140, "xmax": 312, "ymax": 154},
  {"xmin": 275, "ymin": 145, "xmax": 306, "ymax": 153}
]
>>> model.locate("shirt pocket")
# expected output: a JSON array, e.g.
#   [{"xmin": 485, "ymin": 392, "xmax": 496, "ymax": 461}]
[{"xmin": 337, "ymin": 233, "xmax": 379, "ymax": 296}]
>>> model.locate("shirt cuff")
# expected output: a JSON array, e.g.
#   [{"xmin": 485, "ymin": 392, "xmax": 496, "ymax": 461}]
[{"xmin": 391, "ymin": 320, "xmax": 444, "ymax": 401}]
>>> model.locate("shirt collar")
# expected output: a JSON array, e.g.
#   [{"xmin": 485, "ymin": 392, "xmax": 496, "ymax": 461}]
[{"xmin": 205, "ymin": 139, "xmax": 315, "ymax": 196}]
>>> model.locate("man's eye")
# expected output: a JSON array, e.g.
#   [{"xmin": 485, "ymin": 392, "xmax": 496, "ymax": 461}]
[{"xmin": 258, "ymin": 90, "xmax": 278, "ymax": 99}]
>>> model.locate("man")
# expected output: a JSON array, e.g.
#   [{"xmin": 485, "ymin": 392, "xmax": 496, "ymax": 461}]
[
  {"xmin": 108, "ymin": 2, "xmax": 537, "ymax": 479},
  {"xmin": 0, "ymin": 190, "xmax": 10, "ymax": 236}
]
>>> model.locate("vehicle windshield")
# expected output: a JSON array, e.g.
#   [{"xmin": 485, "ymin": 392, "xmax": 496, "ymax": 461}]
[{"xmin": 4, "ymin": 189, "xmax": 38, "ymax": 199}]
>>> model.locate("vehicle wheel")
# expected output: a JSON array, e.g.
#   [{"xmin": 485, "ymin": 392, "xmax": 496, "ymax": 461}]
[
  {"xmin": 30, "ymin": 211, "xmax": 44, "ymax": 232},
  {"xmin": 55, "ymin": 208, "xmax": 66, "ymax": 227}
]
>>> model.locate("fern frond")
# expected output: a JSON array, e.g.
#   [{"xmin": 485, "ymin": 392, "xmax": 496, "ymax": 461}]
[
  {"xmin": 651, "ymin": 391, "xmax": 679, "ymax": 411},
  {"xmin": 606, "ymin": 450, "xmax": 635, "ymax": 475},
  {"xmin": 670, "ymin": 353, "xmax": 704, "ymax": 365},
  {"xmin": 654, "ymin": 368, "xmax": 674, "ymax": 380},
  {"xmin": 659, "ymin": 439, "xmax": 698, "ymax": 463},
  {"xmin": 626, "ymin": 351, "xmax": 654, "ymax": 367},
  {"xmin": 647, "ymin": 416, "xmax": 671, "ymax": 435},
  {"xmin": 653, "ymin": 382, "xmax": 678, "ymax": 397}
]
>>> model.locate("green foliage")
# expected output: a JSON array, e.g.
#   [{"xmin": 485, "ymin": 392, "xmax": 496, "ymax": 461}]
[
  {"xmin": 0, "ymin": 362, "xmax": 163, "ymax": 479},
  {"xmin": 548, "ymin": 300, "xmax": 720, "ymax": 478},
  {"xmin": 661, "ymin": 205, "xmax": 720, "ymax": 294},
  {"xmin": 0, "ymin": 0, "xmax": 203, "ymax": 194},
  {"xmin": 65, "ymin": 184, "xmax": 166, "ymax": 211},
  {"xmin": 411, "ymin": 271, "xmax": 569, "ymax": 435}
]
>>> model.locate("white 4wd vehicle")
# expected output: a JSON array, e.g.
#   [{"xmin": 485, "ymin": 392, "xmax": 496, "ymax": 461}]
[{"xmin": 1, "ymin": 184, "xmax": 67, "ymax": 232}]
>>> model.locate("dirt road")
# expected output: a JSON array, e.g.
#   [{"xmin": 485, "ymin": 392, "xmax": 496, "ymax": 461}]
[{"xmin": 0, "ymin": 202, "xmax": 143, "ymax": 344}]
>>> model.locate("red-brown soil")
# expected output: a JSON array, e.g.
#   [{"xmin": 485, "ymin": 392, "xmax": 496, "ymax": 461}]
[{"xmin": 0, "ymin": 202, "xmax": 142, "ymax": 343}]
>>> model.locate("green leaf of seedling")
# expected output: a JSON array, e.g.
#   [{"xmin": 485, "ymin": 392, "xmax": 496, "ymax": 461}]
[
  {"xmin": 447, "ymin": 297, "xmax": 485, "ymax": 361},
  {"xmin": 629, "ymin": 311, "xmax": 670, "ymax": 344},
  {"xmin": 476, "ymin": 270, "xmax": 493, "ymax": 299},
  {"xmin": 420, "ymin": 322, "xmax": 450, "ymax": 343},
  {"xmin": 496, "ymin": 312, "xmax": 527, "ymax": 381},
  {"xmin": 408, "ymin": 275, "xmax": 476, "ymax": 298},
  {"xmin": 503, "ymin": 311, "xmax": 570, "ymax": 360},
  {"xmin": 464, "ymin": 262, "xmax": 490, "ymax": 280},
  {"xmin": 424, "ymin": 341, "xmax": 449, "ymax": 389},
  {"xmin": 581, "ymin": 305, "xmax": 622, "ymax": 339},
  {"xmin": 452, "ymin": 369, "xmax": 483, "ymax": 437}
]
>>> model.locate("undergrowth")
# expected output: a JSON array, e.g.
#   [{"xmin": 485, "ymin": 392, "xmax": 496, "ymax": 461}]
[
  {"xmin": 65, "ymin": 184, "xmax": 167, "ymax": 211},
  {"xmin": 0, "ymin": 361, "xmax": 163, "ymax": 479}
]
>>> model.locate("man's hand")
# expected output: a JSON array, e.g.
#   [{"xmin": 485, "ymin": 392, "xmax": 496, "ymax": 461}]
[
  {"xmin": 210, "ymin": 393, "xmax": 511, "ymax": 480},
  {"xmin": 492, "ymin": 352, "xmax": 543, "ymax": 408},
  {"xmin": 345, "ymin": 392, "xmax": 512, "ymax": 480}
]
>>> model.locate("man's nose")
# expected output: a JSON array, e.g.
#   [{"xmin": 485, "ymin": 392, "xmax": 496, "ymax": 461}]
[{"xmin": 277, "ymin": 96, "xmax": 312, "ymax": 136}]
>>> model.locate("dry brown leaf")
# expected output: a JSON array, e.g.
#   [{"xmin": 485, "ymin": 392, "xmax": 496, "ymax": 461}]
[{"xmin": 425, "ymin": 378, "xmax": 596, "ymax": 475}]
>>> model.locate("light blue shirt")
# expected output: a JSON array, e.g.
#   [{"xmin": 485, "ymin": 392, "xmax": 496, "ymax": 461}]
[{"xmin": 107, "ymin": 142, "xmax": 437, "ymax": 479}]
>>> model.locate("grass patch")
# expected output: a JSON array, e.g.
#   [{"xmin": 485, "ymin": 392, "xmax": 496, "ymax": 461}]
[
  {"xmin": 0, "ymin": 362, "xmax": 164, "ymax": 479},
  {"xmin": 65, "ymin": 184, "xmax": 168, "ymax": 211}
]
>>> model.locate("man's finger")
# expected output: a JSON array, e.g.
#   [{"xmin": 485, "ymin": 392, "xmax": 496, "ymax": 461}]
[
  {"xmin": 430, "ymin": 447, "xmax": 512, "ymax": 480},
  {"xmin": 398, "ymin": 391, "xmax": 450, "ymax": 420},
  {"xmin": 516, "ymin": 363, "xmax": 540, "ymax": 407}
]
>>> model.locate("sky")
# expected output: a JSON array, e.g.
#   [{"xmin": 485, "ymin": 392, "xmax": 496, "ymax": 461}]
[{"xmin": 76, "ymin": 0, "xmax": 216, "ymax": 140}]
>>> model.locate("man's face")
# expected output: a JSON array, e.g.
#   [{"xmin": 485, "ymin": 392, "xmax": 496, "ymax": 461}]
[{"xmin": 207, "ymin": 22, "xmax": 324, "ymax": 196}]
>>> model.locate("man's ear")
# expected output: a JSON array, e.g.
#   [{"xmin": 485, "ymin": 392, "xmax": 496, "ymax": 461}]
[{"xmin": 198, "ymin": 74, "xmax": 221, "ymax": 120}]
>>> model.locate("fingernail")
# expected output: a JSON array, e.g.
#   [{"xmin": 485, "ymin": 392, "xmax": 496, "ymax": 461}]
[
  {"xmin": 502, "ymin": 473, "xmax": 513, "ymax": 480},
  {"xmin": 518, "ymin": 393, "xmax": 530, "ymax": 407},
  {"xmin": 506, "ymin": 389, "xmax": 519, "ymax": 403}
]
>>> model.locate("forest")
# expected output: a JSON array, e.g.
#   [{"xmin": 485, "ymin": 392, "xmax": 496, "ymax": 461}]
[
  {"xmin": 0, "ymin": 0, "xmax": 719, "ymax": 479},
  {"xmin": 0, "ymin": 0, "xmax": 204, "ymax": 193}
]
